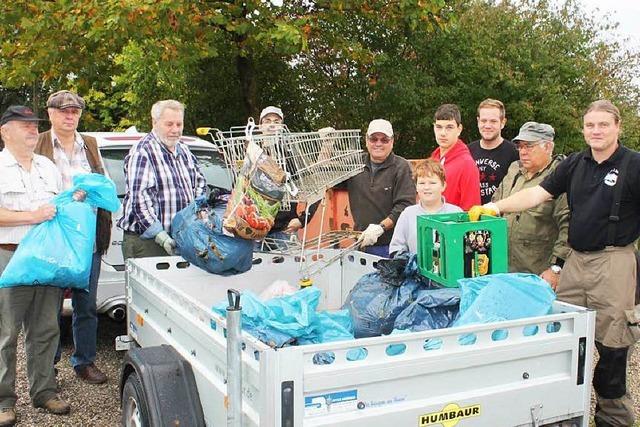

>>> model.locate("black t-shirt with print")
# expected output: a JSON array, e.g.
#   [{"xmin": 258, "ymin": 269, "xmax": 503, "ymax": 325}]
[
  {"xmin": 468, "ymin": 139, "xmax": 519, "ymax": 204},
  {"xmin": 540, "ymin": 145, "xmax": 640, "ymax": 251}
]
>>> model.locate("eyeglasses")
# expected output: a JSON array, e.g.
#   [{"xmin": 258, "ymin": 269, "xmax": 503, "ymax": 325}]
[
  {"xmin": 368, "ymin": 136, "xmax": 392, "ymax": 144},
  {"xmin": 516, "ymin": 141, "xmax": 545, "ymax": 150}
]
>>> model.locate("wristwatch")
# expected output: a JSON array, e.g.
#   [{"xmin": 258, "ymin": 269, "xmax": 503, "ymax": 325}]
[{"xmin": 550, "ymin": 265, "xmax": 562, "ymax": 274}]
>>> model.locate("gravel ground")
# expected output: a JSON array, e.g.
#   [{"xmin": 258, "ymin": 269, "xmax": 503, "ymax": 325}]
[
  {"xmin": 13, "ymin": 316, "xmax": 125, "ymax": 426},
  {"xmin": 10, "ymin": 318, "xmax": 640, "ymax": 426}
]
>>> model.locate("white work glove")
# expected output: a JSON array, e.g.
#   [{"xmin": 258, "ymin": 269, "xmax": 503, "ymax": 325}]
[
  {"xmin": 358, "ymin": 224, "xmax": 385, "ymax": 247},
  {"xmin": 155, "ymin": 230, "xmax": 176, "ymax": 255}
]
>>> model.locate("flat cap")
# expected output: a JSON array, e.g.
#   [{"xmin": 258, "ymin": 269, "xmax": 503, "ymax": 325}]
[{"xmin": 47, "ymin": 90, "xmax": 85, "ymax": 110}]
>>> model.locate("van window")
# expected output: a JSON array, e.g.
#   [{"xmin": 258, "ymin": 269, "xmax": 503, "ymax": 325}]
[{"xmin": 100, "ymin": 148, "xmax": 232, "ymax": 198}]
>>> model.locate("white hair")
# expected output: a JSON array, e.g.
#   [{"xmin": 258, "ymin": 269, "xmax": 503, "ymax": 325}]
[{"xmin": 151, "ymin": 100, "xmax": 185, "ymax": 122}]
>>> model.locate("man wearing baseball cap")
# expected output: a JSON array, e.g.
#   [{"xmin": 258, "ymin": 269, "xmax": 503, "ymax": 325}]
[
  {"xmin": 491, "ymin": 122, "xmax": 569, "ymax": 290},
  {"xmin": 35, "ymin": 90, "xmax": 111, "ymax": 385},
  {"xmin": 346, "ymin": 119, "xmax": 415, "ymax": 257},
  {"xmin": 0, "ymin": 106, "xmax": 70, "ymax": 425}
]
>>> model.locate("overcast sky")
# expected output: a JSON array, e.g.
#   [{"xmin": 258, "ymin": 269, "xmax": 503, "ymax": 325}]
[{"xmin": 577, "ymin": 0, "xmax": 640, "ymax": 47}]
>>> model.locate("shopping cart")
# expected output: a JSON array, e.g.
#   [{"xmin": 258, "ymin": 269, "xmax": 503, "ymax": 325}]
[
  {"xmin": 199, "ymin": 119, "xmax": 363, "ymax": 207},
  {"xmin": 197, "ymin": 119, "xmax": 365, "ymax": 277}
]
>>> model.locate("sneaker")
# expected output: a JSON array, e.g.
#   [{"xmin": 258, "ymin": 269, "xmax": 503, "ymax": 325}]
[
  {"xmin": 0, "ymin": 408, "xmax": 16, "ymax": 426},
  {"xmin": 75, "ymin": 363, "xmax": 107, "ymax": 384},
  {"xmin": 37, "ymin": 396, "xmax": 70, "ymax": 415}
]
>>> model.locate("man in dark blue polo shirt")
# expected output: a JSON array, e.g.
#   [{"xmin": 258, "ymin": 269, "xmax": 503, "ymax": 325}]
[{"xmin": 470, "ymin": 100, "xmax": 640, "ymax": 427}]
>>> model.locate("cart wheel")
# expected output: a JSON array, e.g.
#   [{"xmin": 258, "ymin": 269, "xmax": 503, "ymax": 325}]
[{"xmin": 122, "ymin": 373, "xmax": 150, "ymax": 427}]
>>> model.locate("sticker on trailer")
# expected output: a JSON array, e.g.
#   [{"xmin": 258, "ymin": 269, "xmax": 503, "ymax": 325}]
[
  {"xmin": 304, "ymin": 389, "xmax": 358, "ymax": 417},
  {"xmin": 419, "ymin": 403, "xmax": 481, "ymax": 427}
]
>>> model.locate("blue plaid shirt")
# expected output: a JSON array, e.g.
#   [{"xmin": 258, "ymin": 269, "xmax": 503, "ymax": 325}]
[{"xmin": 117, "ymin": 131, "xmax": 206, "ymax": 237}]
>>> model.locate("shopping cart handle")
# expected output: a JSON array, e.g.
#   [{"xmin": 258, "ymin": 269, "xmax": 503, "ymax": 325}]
[{"xmin": 196, "ymin": 127, "xmax": 211, "ymax": 136}]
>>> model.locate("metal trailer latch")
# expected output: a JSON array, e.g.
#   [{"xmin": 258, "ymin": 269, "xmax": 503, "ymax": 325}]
[
  {"xmin": 531, "ymin": 404, "xmax": 543, "ymax": 427},
  {"xmin": 226, "ymin": 289, "xmax": 243, "ymax": 427}
]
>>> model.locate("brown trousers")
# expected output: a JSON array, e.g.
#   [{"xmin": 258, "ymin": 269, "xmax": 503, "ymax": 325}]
[{"xmin": 557, "ymin": 245, "xmax": 637, "ymax": 426}]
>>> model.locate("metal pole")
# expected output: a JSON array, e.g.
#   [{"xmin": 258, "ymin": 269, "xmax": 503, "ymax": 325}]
[{"xmin": 226, "ymin": 289, "xmax": 242, "ymax": 427}]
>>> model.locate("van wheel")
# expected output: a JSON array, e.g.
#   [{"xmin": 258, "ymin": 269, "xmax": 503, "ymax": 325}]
[{"xmin": 122, "ymin": 373, "xmax": 150, "ymax": 427}]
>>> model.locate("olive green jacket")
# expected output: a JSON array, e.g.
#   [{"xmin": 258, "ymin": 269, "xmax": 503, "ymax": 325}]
[{"xmin": 492, "ymin": 155, "xmax": 570, "ymax": 274}]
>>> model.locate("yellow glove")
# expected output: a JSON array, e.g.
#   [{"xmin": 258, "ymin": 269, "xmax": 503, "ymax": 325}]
[{"xmin": 468, "ymin": 203, "xmax": 499, "ymax": 221}]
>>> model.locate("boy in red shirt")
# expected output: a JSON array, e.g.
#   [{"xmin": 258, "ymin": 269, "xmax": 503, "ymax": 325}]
[{"xmin": 430, "ymin": 104, "xmax": 480, "ymax": 210}]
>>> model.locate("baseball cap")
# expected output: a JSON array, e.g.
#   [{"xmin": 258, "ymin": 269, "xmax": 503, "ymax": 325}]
[
  {"xmin": 367, "ymin": 119, "xmax": 393, "ymax": 138},
  {"xmin": 513, "ymin": 121, "xmax": 555, "ymax": 142},
  {"xmin": 46, "ymin": 90, "xmax": 86, "ymax": 110},
  {"xmin": 259, "ymin": 106, "xmax": 283, "ymax": 122},
  {"xmin": 0, "ymin": 105, "xmax": 45, "ymax": 126}
]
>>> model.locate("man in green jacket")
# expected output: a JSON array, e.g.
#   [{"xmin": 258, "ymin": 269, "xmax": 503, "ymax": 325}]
[{"xmin": 492, "ymin": 122, "xmax": 570, "ymax": 290}]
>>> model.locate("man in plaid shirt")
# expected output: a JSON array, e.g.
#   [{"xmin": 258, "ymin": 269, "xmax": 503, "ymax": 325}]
[{"xmin": 118, "ymin": 100, "xmax": 206, "ymax": 259}]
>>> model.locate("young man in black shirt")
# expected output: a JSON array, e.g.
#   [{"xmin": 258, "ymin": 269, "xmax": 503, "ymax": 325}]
[
  {"xmin": 468, "ymin": 99, "xmax": 519, "ymax": 204},
  {"xmin": 471, "ymin": 100, "xmax": 640, "ymax": 427}
]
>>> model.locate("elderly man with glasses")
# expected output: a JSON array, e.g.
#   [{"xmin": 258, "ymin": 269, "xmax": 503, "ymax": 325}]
[{"xmin": 490, "ymin": 121, "xmax": 570, "ymax": 290}]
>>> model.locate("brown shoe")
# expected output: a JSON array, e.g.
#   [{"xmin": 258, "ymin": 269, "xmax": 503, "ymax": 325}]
[
  {"xmin": 0, "ymin": 408, "xmax": 16, "ymax": 426},
  {"xmin": 75, "ymin": 363, "xmax": 107, "ymax": 384},
  {"xmin": 38, "ymin": 396, "xmax": 70, "ymax": 415}
]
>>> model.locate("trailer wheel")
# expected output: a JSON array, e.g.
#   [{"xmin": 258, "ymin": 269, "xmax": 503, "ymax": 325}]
[{"xmin": 122, "ymin": 373, "xmax": 150, "ymax": 427}]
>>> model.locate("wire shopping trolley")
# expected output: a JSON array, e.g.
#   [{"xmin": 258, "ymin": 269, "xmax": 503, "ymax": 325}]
[{"xmin": 197, "ymin": 120, "xmax": 365, "ymax": 277}]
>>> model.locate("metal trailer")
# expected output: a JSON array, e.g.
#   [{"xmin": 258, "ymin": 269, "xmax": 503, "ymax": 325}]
[{"xmin": 119, "ymin": 249, "xmax": 596, "ymax": 427}]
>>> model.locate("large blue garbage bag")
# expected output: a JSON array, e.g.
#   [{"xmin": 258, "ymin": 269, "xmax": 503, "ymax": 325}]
[
  {"xmin": 448, "ymin": 273, "xmax": 556, "ymax": 345},
  {"xmin": 343, "ymin": 254, "xmax": 435, "ymax": 338},
  {"xmin": 172, "ymin": 195, "xmax": 253, "ymax": 275},
  {"xmin": 454, "ymin": 273, "xmax": 556, "ymax": 327},
  {"xmin": 393, "ymin": 288, "xmax": 461, "ymax": 332},
  {"xmin": 212, "ymin": 287, "xmax": 356, "ymax": 348},
  {"xmin": 0, "ymin": 173, "xmax": 120, "ymax": 289}
]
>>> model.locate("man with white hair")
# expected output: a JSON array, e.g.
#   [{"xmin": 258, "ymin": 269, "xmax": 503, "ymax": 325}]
[
  {"xmin": 0, "ymin": 105, "xmax": 70, "ymax": 425},
  {"xmin": 118, "ymin": 100, "xmax": 206, "ymax": 259},
  {"xmin": 347, "ymin": 119, "xmax": 415, "ymax": 257}
]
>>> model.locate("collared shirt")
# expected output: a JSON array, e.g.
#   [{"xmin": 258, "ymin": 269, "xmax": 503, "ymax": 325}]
[
  {"xmin": 117, "ymin": 131, "xmax": 207, "ymax": 236},
  {"xmin": 0, "ymin": 149, "xmax": 62, "ymax": 243},
  {"xmin": 541, "ymin": 144, "xmax": 640, "ymax": 251},
  {"xmin": 494, "ymin": 155, "xmax": 570, "ymax": 274},
  {"xmin": 50, "ymin": 130, "xmax": 92, "ymax": 190}
]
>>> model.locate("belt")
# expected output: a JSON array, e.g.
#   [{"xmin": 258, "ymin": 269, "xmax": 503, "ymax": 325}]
[{"xmin": 0, "ymin": 243, "xmax": 18, "ymax": 252}]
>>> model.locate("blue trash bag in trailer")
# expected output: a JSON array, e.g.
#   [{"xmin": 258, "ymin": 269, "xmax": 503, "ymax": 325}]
[
  {"xmin": 422, "ymin": 273, "xmax": 557, "ymax": 347},
  {"xmin": 212, "ymin": 286, "xmax": 356, "ymax": 349},
  {"xmin": 343, "ymin": 254, "xmax": 435, "ymax": 338},
  {"xmin": 172, "ymin": 194, "xmax": 253, "ymax": 275},
  {"xmin": 0, "ymin": 173, "xmax": 120, "ymax": 289}
]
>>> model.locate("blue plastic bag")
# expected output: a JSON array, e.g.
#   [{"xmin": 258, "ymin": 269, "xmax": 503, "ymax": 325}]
[
  {"xmin": 393, "ymin": 288, "xmax": 461, "ymax": 332},
  {"xmin": 454, "ymin": 273, "xmax": 556, "ymax": 327},
  {"xmin": 343, "ymin": 254, "xmax": 434, "ymax": 338},
  {"xmin": 0, "ymin": 173, "xmax": 120, "ymax": 289},
  {"xmin": 213, "ymin": 287, "xmax": 356, "ymax": 349},
  {"xmin": 172, "ymin": 196, "xmax": 254, "ymax": 275}
]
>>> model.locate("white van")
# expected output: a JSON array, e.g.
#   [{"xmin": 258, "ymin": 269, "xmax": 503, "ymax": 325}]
[{"xmin": 61, "ymin": 131, "xmax": 231, "ymax": 320}]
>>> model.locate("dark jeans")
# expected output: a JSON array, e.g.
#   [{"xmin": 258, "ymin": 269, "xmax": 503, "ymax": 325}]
[{"xmin": 55, "ymin": 252, "xmax": 101, "ymax": 370}]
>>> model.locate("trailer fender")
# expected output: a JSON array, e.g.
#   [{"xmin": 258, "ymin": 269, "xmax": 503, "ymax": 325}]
[{"xmin": 120, "ymin": 345, "xmax": 205, "ymax": 427}]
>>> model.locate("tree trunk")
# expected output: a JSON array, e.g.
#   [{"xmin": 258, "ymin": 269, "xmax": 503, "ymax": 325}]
[{"xmin": 236, "ymin": 53, "xmax": 258, "ymax": 120}]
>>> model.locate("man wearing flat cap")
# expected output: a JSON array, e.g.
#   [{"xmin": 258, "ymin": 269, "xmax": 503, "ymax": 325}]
[
  {"xmin": 347, "ymin": 119, "xmax": 415, "ymax": 257},
  {"xmin": 0, "ymin": 106, "xmax": 70, "ymax": 425},
  {"xmin": 491, "ymin": 122, "xmax": 570, "ymax": 290},
  {"xmin": 35, "ymin": 90, "xmax": 111, "ymax": 385}
]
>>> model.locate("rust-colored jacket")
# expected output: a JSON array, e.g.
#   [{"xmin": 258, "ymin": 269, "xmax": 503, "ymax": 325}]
[{"xmin": 35, "ymin": 131, "xmax": 112, "ymax": 255}]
